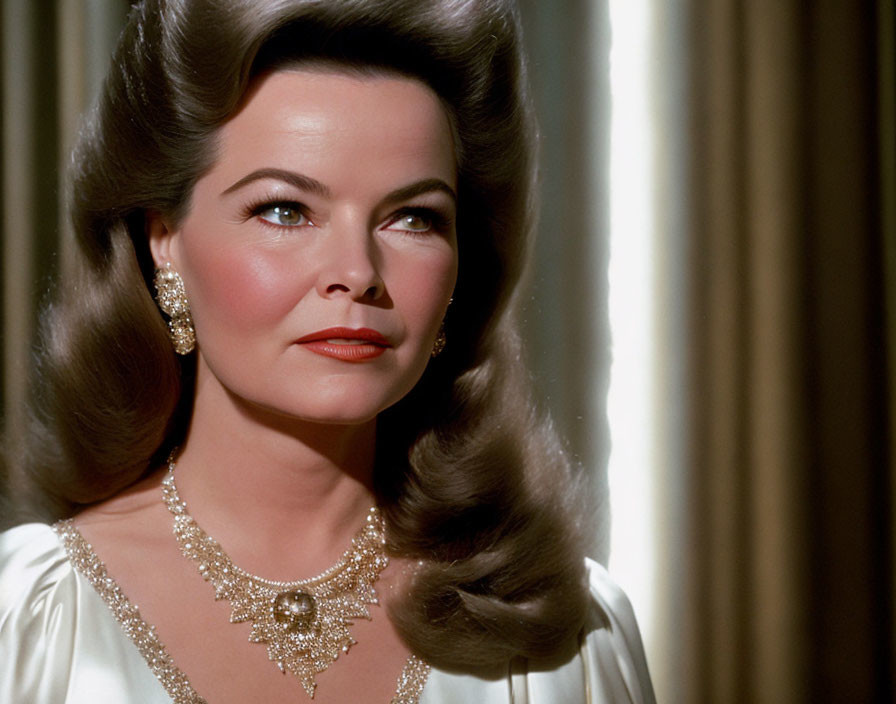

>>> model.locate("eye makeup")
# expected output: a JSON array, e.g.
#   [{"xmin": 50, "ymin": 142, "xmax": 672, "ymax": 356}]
[{"xmin": 237, "ymin": 193, "xmax": 454, "ymax": 238}]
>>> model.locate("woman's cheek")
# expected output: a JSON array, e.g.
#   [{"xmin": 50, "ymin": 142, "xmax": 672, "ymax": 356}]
[
  {"xmin": 188, "ymin": 245, "xmax": 306, "ymax": 328},
  {"xmin": 396, "ymin": 248, "xmax": 458, "ymax": 316}
]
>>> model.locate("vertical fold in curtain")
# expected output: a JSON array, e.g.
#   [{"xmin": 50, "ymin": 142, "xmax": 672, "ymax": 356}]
[
  {"xmin": 681, "ymin": 1, "xmax": 893, "ymax": 702},
  {"xmin": 1, "ymin": 0, "xmax": 128, "ymax": 500},
  {"xmin": 2, "ymin": 0, "xmax": 59, "ymax": 471},
  {"xmin": 882, "ymin": 0, "xmax": 896, "ymax": 686}
]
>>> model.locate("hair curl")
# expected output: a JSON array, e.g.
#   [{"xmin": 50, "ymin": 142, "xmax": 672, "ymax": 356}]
[{"xmin": 13, "ymin": 0, "xmax": 591, "ymax": 669}]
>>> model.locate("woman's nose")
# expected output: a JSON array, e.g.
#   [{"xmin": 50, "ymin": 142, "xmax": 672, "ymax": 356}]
[{"xmin": 315, "ymin": 221, "xmax": 385, "ymax": 301}]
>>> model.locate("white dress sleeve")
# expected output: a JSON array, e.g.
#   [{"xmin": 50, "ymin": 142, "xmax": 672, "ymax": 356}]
[
  {"xmin": 577, "ymin": 558, "xmax": 656, "ymax": 704},
  {"xmin": 0, "ymin": 523, "xmax": 170, "ymax": 703},
  {"xmin": 420, "ymin": 558, "xmax": 656, "ymax": 704}
]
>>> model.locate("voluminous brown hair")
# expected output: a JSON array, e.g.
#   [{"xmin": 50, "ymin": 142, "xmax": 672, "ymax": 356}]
[{"xmin": 14, "ymin": 0, "xmax": 591, "ymax": 669}]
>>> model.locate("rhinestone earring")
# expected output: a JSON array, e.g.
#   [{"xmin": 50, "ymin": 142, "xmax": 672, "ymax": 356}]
[
  {"xmin": 431, "ymin": 297, "xmax": 452, "ymax": 358},
  {"xmin": 431, "ymin": 324, "xmax": 447, "ymax": 358},
  {"xmin": 153, "ymin": 263, "xmax": 196, "ymax": 355}
]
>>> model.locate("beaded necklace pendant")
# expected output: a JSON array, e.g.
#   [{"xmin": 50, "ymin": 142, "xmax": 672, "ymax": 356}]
[{"xmin": 161, "ymin": 466, "xmax": 388, "ymax": 698}]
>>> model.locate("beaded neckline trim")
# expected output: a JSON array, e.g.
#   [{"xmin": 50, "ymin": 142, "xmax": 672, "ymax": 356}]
[
  {"xmin": 52, "ymin": 521, "xmax": 430, "ymax": 704},
  {"xmin": 54, "ymin": 520, "xmax": 207, "ymax": 703}
]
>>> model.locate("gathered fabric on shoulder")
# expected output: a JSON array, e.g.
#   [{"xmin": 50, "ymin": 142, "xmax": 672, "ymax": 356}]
[
  {"xmin": 0, "ymin": 524, "xmax": 655, "ymax": 703},
  {"xmin": 420, "ymin": 559, "xmax": 656, "ymax": 704},
  {"xmin": 0, "ymin": 523, "xmax": 170, "ymax": 702}
]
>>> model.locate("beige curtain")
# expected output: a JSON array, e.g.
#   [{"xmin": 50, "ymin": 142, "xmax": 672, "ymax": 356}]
[
  {"xmin": 678, "ymin": 1, "xmax": 895, "ymax": 702},
  {"xmin": 1, "ymin": 0, "xmax": 128, "ymax": 462}
]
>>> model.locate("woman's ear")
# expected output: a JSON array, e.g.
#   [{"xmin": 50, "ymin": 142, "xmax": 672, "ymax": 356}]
[{"xmin": 146, "ymin": 211, "xmax": 179, "ymax": 267}]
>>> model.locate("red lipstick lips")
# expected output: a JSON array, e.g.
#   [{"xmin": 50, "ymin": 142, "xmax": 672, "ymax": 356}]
[{"xmin": 295, "ymin": 327, "xmax": 391, "ymax": 361}]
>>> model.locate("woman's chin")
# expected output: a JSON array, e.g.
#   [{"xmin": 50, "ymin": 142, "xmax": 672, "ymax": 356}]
[{"xmin": 238, "ymin": 394, "xmax": 393, "ymax": 430}]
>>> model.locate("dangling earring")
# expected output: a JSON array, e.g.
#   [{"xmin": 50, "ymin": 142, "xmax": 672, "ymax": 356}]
[
  {"xmin": 153, "ymin": 263, "xmax": 195, "ymax": 355},
  {"xmin": 431, "ymin": 297, "xmax": 452, "ymax": 358},
  {"xmin": 431, "ymin": 323, "xmax": 447, "ymax": 358}
]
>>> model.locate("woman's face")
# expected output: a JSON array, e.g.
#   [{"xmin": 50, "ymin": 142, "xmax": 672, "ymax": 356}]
[{"xmin": 150, "ymin": 68, "xmax": 458, "ymax": 425}]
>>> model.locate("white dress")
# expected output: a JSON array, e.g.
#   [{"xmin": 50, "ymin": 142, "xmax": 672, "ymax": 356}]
[{"xmin": 0, "ymin": 523, "xmax": 655, "ymax": 703}]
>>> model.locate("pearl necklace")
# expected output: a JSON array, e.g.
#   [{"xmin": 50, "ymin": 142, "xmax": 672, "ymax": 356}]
[{"xmin": 161, "ymin": 456, "xmax": 388, "ymax": 698}]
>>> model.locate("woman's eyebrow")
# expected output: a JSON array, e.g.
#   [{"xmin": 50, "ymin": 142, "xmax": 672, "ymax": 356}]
[
  {"xmin": 221, "ymin": 168, "xmax": 332, "ymax": 197},
  {"xmin": 221, "ymin": 168, "xmax": 456, "ymax": 205},
  {"xmin": 381, "ymin": 179, "xmax": 457, "ymax": 206}
]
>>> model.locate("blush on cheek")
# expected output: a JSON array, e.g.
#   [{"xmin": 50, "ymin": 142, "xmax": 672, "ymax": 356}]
[
  {"xmin": 191, "ymin": 248, "xmax": 303, "ymax": 327},
  {"xmin": 393, "ymin": 262, "xmax": 457, "ymax": 346},
  {"xmin": 403, "ymin": 253, "xmax": 457, "ymax": 309}
]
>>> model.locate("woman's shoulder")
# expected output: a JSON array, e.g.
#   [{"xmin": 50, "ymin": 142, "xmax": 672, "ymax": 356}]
[
  {"xmin": 581, "ymin": 558, "xmax": 656, "ymax": 702},
  {"xmin": 0, "ymin": 521, "xmax": 74, "ymax": 609},
  {"xmin": 0, "ymin": 520, "xmax": 172, "ymax": 702},
  {"xmin": 423, "ymin": 558, "xmax": 656, "ymax": 704},
  {"xmin": 585, "ymin": 557, "xmax": 651, "ymax": 660},
  {"xmin": 0, "ymin": 522, "xmax": 79, "ymax": 698},
  {"xmin": 514, "ymin": 558, "xmax": 656, "ymax": 703}
]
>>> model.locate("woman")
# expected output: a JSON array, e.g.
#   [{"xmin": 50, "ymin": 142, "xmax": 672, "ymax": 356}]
[{"xmin": 0, "ymin": 1, "xmax": 655, "ymax": 702}]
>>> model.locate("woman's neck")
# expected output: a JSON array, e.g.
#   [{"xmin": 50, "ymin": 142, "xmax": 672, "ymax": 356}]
[{"xmin": 170, "ymin": 375, "xmax": 379, "ymax": 580}]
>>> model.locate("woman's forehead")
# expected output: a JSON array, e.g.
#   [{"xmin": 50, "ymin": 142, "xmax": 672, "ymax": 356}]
[{"xmin": 209, "ymin": 68, "xmax": 457, "ymax": 194}]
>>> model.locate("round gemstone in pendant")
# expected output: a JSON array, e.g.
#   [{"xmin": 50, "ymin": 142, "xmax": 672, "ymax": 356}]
[{"xmin": 273, "ymin": 590, "xmax": 317, "ymax": 632}]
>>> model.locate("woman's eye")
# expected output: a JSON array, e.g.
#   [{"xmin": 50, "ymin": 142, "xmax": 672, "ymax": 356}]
[
  {"xmin": 257, "ymin": 203, "xmax": 310, "ymax": 227},
  {"xmin": 387, "ymin": 212, "xmax": 435, "ymax": 233}
]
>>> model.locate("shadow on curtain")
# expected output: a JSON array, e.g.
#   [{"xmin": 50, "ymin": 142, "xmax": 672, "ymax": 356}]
[
  {"xmin": 678, "ymin": 1, "xmax": 895, "ymax": 702},
  {"xmin": 1, "ymin": 0, "xmax": 131, "ymax": 501}
]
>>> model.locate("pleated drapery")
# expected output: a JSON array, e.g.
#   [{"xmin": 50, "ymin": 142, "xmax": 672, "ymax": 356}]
[
  {"xmin": 1, "ymin": 0, "xmax": 129, "ymax": 480},
  {"xmin": 678, "ymin": 1, "xmax": 895, "ymax": 702}
]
